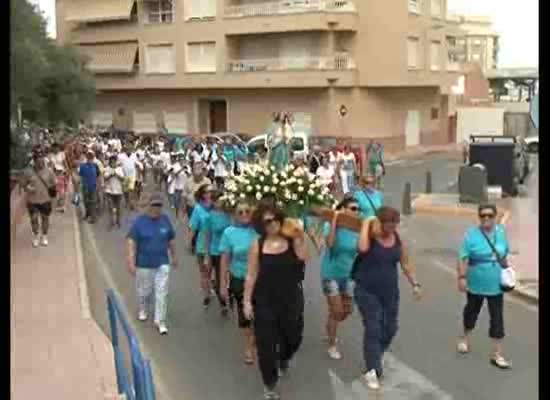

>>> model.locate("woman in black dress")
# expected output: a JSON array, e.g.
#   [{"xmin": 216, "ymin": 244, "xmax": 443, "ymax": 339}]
[{"xmin": 243, "ymin": 205, "xmax": 308, "ymax": 400}]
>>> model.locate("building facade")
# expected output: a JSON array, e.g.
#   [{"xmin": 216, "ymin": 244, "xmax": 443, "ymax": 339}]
[
  {"xmin": 56, "ymin": 0, "xmax": 465, "ymax": 151},
  {"xmin": 448, "ymin": 14, "xmax": 499, "ymax": 73}
]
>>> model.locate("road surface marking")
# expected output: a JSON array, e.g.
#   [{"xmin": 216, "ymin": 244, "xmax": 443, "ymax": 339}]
[
  {"xmin": 431, "ymin": 259, "xmax": 537, "ymax": 312},
  {"xmin": 329, "ymin": 352, "xmax": 454, "ymax": 399}
]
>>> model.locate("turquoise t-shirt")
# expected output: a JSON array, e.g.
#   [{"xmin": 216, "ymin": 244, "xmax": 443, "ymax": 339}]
[
  {"xmin": 207, "ymin": 210, "xmax": 232, "ymax": 256},
  {"xmin": 320, "ymin": 222, "xmax": 359, "ymax": 280},
  {"xmin": 219, "ymin": 225, "xmax": 258, "ymax": 279},
  {"xmin": 353, "ymin": 189, "xmax": 384, "ymax": 219},
  {"xmin": 189, "ymin": 203, "xmax": 210, "ymax": 255},
  {"xmin": 459, "ymin": 224, "xmax": 509, "ymax": 296}
]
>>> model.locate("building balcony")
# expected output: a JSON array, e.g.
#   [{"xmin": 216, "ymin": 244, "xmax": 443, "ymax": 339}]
[
  {"xmin": 224, "ymin": 0, "xmax": 357, "ymax": 34},
  {"xmin": 227, "ymin": 55, "xmax": 355, "ymax": 72}
]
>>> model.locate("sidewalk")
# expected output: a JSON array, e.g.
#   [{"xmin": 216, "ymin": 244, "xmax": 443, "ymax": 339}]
[
  {"xmin": 11, "ymin": 197, "xmax": 120, "ymax": 399},
  {"xmin": 386, "ymin": 143, "xmax": 463, "ymax": 162}
]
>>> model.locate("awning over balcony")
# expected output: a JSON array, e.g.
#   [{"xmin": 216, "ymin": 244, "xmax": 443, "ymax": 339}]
[
  {"xmin": 78, "ymin": 42, "xmax": 138, "ymax": 74},
  {"xmin": 66, "ymin": 0, "xmax": 136, "ymax": 23}
]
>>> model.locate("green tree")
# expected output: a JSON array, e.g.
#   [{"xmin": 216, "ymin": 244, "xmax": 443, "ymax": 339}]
[{"xmin": 10, "ymin": 0, "xmax": 96, "ymax": 127}]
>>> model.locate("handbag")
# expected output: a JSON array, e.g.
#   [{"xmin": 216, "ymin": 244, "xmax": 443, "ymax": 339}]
[
  {"xmin": 479, "ymin": 228, "xmax": 516, "ymax": 292},
  {"xmin": 36, "ymin": 170, "xmax": 57, "ymax": 198}
]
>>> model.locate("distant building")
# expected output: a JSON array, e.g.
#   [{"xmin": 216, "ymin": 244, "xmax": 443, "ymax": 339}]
[{"xmin": 448, "ymin": 14, "xmax": 499, "ymax": 73}]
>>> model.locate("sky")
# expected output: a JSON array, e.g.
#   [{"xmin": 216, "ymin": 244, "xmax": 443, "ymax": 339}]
[{"xmin": 32, "ymin": 0, "xmax": 538, "ymax": 68}]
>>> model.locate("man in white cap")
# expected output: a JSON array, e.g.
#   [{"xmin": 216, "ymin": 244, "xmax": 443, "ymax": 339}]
[{"xmin": 127, "ymin": 192, "xmax": 177, "ymax": 335}]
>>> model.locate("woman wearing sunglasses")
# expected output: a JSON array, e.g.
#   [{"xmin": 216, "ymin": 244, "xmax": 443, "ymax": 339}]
[
  {"xmin": 318, "ymin": 197, "xmax": 359, "ymax": 360},
  {"xmin": 188, "ymin": 184, "xmax": 215, "ymax": 308},
  {"xmin": 354, "ymin": 206, "xmax": 422, "ymax": 390},
  {"xmin": 456, "ymin": 204, "xmax": 511, "ymax": 369},
  {"xmin": 219, "ymin": 201, "xmax": 258, "ymax": 365},
  {"xmin": 203, "ymin": 191, "xmax": 232, "ymax": 316},
  {"xmin": 353, "ymin": 174, "xmax": 384, "ymax": 219},
  {"xmin": 242, "ymin": 205, "xmax": 308, "ymax": 400}
]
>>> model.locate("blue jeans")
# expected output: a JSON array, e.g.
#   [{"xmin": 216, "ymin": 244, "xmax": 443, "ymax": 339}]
[{"xmin": 354, "ymin": 285, "xmax": 399, "ymax": 376}]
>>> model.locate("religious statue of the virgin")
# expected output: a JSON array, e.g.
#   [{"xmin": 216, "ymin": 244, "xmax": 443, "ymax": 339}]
[{"xmin": 266, "ymin": 112, "xmax": 293, "ymax": 171}]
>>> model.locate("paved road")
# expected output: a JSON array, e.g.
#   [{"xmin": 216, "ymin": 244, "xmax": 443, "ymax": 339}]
[{"xmin": 80, "ymin": 155, "xmax": 538, "ymax": 400}]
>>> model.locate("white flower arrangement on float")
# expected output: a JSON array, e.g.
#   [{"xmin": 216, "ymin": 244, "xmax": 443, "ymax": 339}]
[{"xmin": 220, "ymin": 163, "xmax": 335, "ymax": 217}]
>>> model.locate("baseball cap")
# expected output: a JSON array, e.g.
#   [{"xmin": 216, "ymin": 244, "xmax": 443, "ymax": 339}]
[{"xmin": 149, "ymin": 192, "xmax": 164, "ymax": 206}]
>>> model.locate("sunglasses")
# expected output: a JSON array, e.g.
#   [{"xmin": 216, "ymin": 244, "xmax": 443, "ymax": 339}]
[
  {"xmin": 237, "ymin": 209, "xmax": 251, "ymax": 216},
  {"xmin": 347, "ymin": 206, "xmax": 359, "ymax": 212},
  {"xmin": 263, "ymin": 217, "xmax": 278, "ymax": 225},
  {"xmin": 479, "ymin": 213, "xmax": 495, "ymax": 219}
]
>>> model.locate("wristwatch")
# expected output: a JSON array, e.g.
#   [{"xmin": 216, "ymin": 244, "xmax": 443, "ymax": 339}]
[{"xmin": 413, "ymin": 282, "xmax": 422, "ymax": 289}]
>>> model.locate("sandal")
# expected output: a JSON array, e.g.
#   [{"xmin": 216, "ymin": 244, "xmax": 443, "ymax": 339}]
[
  {"xmin": 491, "ymin": 355, "xmax": 511, "ymax": 369},
  {"xmin": 456, "ymin": 339, "xmax": 469, "ymax": 354},
  {"xmin": 244, "ymin": 350, "xmax": 255, "ymax": 365}
]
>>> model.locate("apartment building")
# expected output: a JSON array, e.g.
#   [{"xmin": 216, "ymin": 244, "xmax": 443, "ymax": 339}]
[
  {"xmin": 448, "ymin": 14, "xmax": 499, "ymax": 73},
  {"xmin": 56, "ymin": 0, "xmax": 465, "ymax": 151}
]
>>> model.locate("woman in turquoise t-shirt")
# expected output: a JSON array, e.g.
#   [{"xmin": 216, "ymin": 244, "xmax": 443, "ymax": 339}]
[
  {"xmin": 204, "ymin": 191, "xmax": 232, "ymax": 315},
  {"xmin": 188, "ymin": 184, "xmax": 214, "ymax": 308},
  {"xmin": 353, "ymin": 175, "xmax": 384, "ymax": 219},
  {"xmin": 319, "ymin": 197, "xmax": 359, "ymax": 360},
  {"xmin": 219, "ymin": 200, "xmax": 258, "ymax": 364},
  {"xmin": 456, "ymin": 204, "xmax": 511, "ymax": 369}
]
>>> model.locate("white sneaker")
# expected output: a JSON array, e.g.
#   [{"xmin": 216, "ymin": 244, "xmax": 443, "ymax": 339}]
[
  {"xmin": 138, "ymin": 310, "xmax": 148, "ymax": 321},
  {"xmin": 32, "ymin": 235, "xmax": 40, "ymax": 248},
  {"xmin": 328, "ymin": 345, "xmax": 342, "ymax": 360},
  {"xmin": 156, "ymin": 322, "xmax": 168, "ymax": 335},
  {"xmin": 40, "ymin": 235, "xmax": 48, "ymax": 247},
  {"xmin": 364, "ymin": 369, "xmax": 380, "ymax": 390}
]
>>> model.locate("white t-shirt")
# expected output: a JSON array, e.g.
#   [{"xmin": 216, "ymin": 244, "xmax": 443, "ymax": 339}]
[
  {"xmin": 118, "ymin": 152, "xmax": 138, "ymax": 179},
  {"xmin": 52, "ymin": 152, "xmax": 66, "ymax": 172},
  {"xmin": 159, "ymin": 151, "xmax": 171, "ymax": 169},
  {"xmin": 191, "ymin": 150, "xmax": 203, "ymax": 163},
  {"xmin": 156, "ymin": 141, "xmax": 165, "ymax": 152},
  {"xmin": 175, "ymin": 170, "xmax": 187, "ymax": 191},
  {"xmin": 104, "ymin": 166, "xmax": 124, "ymax": 195},
  {"xmin": 316, "ymin": 165, "xmax": 335, "ymax": 187},
  {"xmin": 213, "ymin": 156, "xmax": 228, "ymax": 178}
]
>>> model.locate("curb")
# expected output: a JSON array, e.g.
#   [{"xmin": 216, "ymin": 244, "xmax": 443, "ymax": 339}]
[
  {"xmin": 71, "ymin": 181, "xmax": 92, "ymax": 320},
  {"xmin": 511, "ymin": 284, "xmax": 539, "ymax": 305}
]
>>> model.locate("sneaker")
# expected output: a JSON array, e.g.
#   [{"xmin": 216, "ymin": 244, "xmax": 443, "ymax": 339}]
[
  {"xmin": 203, "ymin": 297, "xmax": 211, "ymax": 308},
  {"xmin": 156, "ymin": 322, "xmax": 168, "ymax": 335},
  {"xmin": 457, "ymin": 339, "xmax": 469, "ymax": 354},
  {"xmin": 263, "ymin": 386, "xmax": 280, "ymax": 399},
  {"xmin": 490, "ymin": 354, "xmax": 511, "ymax": 369},
  {"xmin": 364, "ymin": 370, "xmax": 380, "ymax": 390},
  {"xmin": 138, "ymin": 310, "xmax": 148, "ymax": 321},
  {"xmin": 32, "ymin": 235, "xmax": 40, "ymax": 248},
  {"xmin": 278, "ymin": 359, "xmax": 290, "ymax": 378},
  {"xmin": 40, "ymin": 235, "xmax": 48, "ymax": 247},
  {"xmin": 328, "ymin": 345, "xmax": 342, "ymax": 360}
]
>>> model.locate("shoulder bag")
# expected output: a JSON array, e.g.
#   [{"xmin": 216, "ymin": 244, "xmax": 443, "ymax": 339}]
[
  {"xmin": 479, "ymin": 228, "xmax": 516, "ymax": 292},
  {"xmin": 36, "ymin": 169, "xmax": 57, "ymax": 198}
]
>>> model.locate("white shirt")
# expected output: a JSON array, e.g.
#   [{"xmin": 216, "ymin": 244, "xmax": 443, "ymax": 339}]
[
  {"xmin": 159, "ymin": 151, "xmax": 171, "ymax": 169},
  {"xmin": 52, "ymin": 152, "xmax": 66, "ymax": 172},
  {"xmin": 118, "ymin": 152, "xmax": 138, "ymax": 179},
  {"xmin": 104, "ymin": 166, "xmax": 124, "ymax": 195},
  {"xmin": 213, "ymin": 156, "xmax": 228, "ymax": 178},
  {"xmin": 191, "ymin": 150, "xmax": 203, "ymax": 163},
  {"xmin": 156, "ymin": 141, "xmax": 165, "ymax": 152},
  {"xmin": 175, "ymin": 170, "xmax": 187, "ymax": 191},
  {"xmin": 338, "ymin": 152, "xmax": 356, "ymax": 171},
  {"xmin": 316, "ymin": 165, "xmax": 335, "ymax": 187}
]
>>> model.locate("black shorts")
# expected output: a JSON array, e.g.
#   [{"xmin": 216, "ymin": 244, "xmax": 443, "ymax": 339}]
[
  {"xmin": 229, "ymin": 276, "xmax": 251, "ymax": 328},
  {"xmin": 106, "ymin": 193, "xmax": 123, "ymax": 209},
  {"xmin": 27, "ymin": 202, "xmax": 52, "ymax": 217}
]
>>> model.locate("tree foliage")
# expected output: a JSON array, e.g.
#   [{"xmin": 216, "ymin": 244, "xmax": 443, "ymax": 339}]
[{"xmin": 11, "ymin": 0, "xmax": 96, "ymax": 127}]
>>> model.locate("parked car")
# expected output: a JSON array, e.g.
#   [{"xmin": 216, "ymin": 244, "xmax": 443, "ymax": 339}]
[
  {"xmin": 246, "ymin": 132, "xmax": 309, "ymax": 159},
  {"xmin": 524, "ymin": 135, "xmax": 539, "ymax": 153}
]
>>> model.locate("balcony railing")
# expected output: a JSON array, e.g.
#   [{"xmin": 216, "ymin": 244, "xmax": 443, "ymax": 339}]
[
  {"xmin": 225, "ymin": 0, "xmax": 355, "ymax": 18},
  {"xmin": 227, "ymin": 55, "xmax": 355, "ymax": 72}
]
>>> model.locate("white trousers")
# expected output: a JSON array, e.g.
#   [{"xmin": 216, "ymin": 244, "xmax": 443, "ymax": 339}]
[{"xmin": 136, "ymin": 264, "xmax": 170, "ymax": 323}]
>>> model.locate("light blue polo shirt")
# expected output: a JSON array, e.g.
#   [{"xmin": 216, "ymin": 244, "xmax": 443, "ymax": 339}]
[
  {"xmin": 206, "ymin": 210, "xmax": 232, "ymax": 256},
  {"xmin": 459, "ymin": 224, "xmax": 509, "ymax": 296},
  {"xmin": 320, "ymin": 222, "xmax": 359, "ymax": 280},
  {"xmin": 189, "ymin": 203, "xmax": 211, "ymax": 255},
  {"xmin": 353, "ymin": 189, "xmax": 384, "ymax": 219},
  {"xmin": 219, "ymin": 225, "xmax": 258, "ymax": 279}
]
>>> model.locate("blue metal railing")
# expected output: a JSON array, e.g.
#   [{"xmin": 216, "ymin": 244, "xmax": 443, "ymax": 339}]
[{"xmin": 106, "ymin": 289, "xmax": 156, "ymax": 400}]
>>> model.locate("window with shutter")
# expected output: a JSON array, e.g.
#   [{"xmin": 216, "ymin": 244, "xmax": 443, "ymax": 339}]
[
  {"xmin": 186, "ymin": 42, "xmax": 216, "ymax": 72},
  {"xmin": 187, "ymin": 0, "xmax": 216, "ymax": 19},
  {"xmin": 408, "ymin": 0, "xmax": 422, "ymax": 15},
  {"xmin": 145, "ymin": 0, "xmax": 174, "ymax": 24},
  {"xmin": 430, "ymin": 41, "xmax": 441, "ymax": 70},
  {"xmin": 407, "ymin": 37, "xmax": 420, "ymax": 69},
  {"xmin": 145, "ymin": 44, "xmax": 175, "ymax": 74}
]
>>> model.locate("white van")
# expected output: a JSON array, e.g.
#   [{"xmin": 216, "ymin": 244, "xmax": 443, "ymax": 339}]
[{"xmin": 246, "ymin": 132, "xmax": 309, "ymax": 159}]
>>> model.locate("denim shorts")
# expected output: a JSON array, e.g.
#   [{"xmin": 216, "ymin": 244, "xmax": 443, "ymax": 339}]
[{"xmin": 322, "ymin": 279, "xmax": 355, "ymax": 297}]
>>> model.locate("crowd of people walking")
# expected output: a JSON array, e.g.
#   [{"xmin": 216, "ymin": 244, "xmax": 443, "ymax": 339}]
[{"xmin": 19, "ymin": 128, "xmax": 514, "ymax": 399}]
